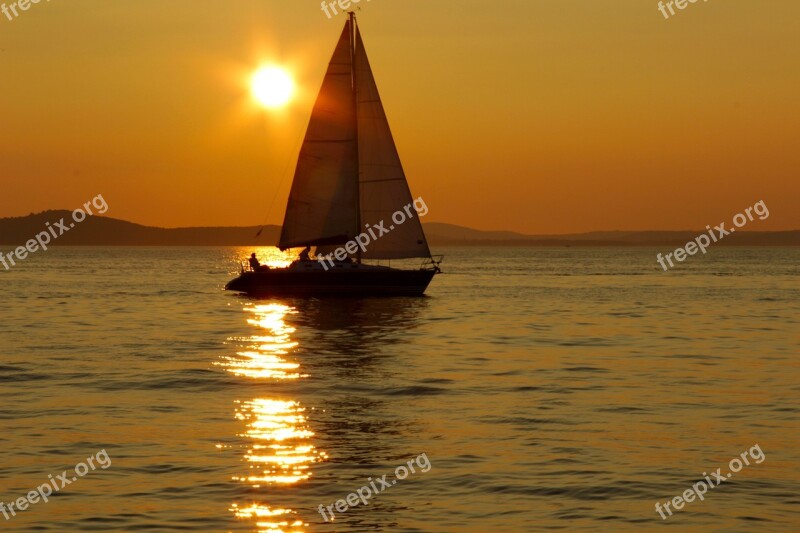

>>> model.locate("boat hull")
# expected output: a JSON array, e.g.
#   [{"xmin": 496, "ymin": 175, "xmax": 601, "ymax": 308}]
[{"xmin": 225, "ymin": 267, "xmax": 437, "ymax": 297}]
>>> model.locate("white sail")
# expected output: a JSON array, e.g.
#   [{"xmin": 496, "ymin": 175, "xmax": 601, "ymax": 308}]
[
  {"xmin": 354, "ymin": 28, "xmax": 431, "ymax": 260},
  {"xmin": 279, "ymin": 22, "xmax": 359, "ymax": 250}
]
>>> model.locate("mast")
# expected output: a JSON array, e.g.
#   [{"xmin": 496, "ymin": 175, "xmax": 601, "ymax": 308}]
[{"xmin": 349, "ymin": 11, "xmax": 362, "ymax": 264}]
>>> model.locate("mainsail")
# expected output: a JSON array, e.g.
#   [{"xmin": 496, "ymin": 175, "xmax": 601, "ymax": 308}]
[
  {"xmin": 279, "ymin": 22, "xmax": 359, "ymax": 250},
  {"xmin": 281, "ymin": 17, "xmax": 431, "ymax": 260}
]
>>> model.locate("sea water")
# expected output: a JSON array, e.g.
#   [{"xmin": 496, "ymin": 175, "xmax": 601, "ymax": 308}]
[{"xmin": 0, "ymin": 246, "xmax": 798, "ymax": 531}]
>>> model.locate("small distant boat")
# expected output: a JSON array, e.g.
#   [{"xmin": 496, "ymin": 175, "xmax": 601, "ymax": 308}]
[{"xmin": 226, "ymin": 13, "xmax": 441, "ymax": 297}]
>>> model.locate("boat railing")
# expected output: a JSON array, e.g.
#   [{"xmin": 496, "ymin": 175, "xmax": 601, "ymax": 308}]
[{"xmin": 421, "ymin": 255, "xmax": 444, "ymax": 273}]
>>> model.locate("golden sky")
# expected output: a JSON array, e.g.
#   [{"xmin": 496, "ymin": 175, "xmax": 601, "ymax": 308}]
[{"xmin": 1, "ymin": 0, "xmax": 798, "ymax": 233}]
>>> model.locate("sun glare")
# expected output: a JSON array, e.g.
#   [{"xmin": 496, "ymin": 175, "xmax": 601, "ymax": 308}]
[{"xmin": 251, "ymin": 66, "xmax": 294, "ymax": 109}]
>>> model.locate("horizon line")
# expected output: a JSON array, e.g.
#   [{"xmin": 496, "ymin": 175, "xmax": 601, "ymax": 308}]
[{"xmin": 2, "ymin": 210, "xmax": 798, "ymax": 236}]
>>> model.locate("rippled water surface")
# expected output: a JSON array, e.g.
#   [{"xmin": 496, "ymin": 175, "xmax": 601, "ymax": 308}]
[{"xmin": 1, "ymin": 246, "xmax": 798, "ymax": 532}]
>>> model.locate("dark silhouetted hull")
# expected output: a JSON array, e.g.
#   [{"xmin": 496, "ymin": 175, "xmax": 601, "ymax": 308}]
[{"xmin": 225, "ymin": 268, "xmax": 436, "ymax": 297}]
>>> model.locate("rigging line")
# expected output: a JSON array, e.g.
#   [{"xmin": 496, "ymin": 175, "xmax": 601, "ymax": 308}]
[{"xmin": 255, "ymin": 117, "xmax": 311, "ymax": 239}]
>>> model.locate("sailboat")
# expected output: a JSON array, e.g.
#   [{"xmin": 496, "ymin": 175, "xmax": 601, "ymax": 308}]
[{"xmin": 226, "ymin": 13, "xmax": 441, "ymax": 297}]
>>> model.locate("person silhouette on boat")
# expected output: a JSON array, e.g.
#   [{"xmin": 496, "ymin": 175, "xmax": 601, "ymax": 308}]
[
  {"xmin": 298, "ymin": 246, "xmax": 311, "ymax": 261},
  {"xmin": 249, "ymin": 253, "xmax": 261, "ymax": 271}
]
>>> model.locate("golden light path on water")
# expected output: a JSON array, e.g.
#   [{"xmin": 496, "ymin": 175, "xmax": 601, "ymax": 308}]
[{"xmin": 218, "ymin": 302, "xmax": 327, "ymax": 533}]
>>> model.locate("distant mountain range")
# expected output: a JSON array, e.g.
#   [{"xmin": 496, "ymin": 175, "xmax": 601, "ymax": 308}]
[{"xmin": 1, "ymin": 211, "xmax": 798, "ymax": 247}]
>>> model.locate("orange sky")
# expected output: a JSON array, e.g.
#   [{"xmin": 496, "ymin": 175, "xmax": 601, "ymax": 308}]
[{"xmin": 1, "ymin": 0, "xmax": 798, "ymax": 234}]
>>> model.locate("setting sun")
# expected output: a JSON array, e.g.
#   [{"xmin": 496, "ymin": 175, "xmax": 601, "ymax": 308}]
[{"xmin": 251, "ymin": 66, "xmax": 294, "ymax": 109}]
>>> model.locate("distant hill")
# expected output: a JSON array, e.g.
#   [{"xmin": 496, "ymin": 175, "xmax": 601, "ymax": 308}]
[
  {"xmin": 0, "ymin": 211, "xmax": 798, "ymax": 247},
  {"xmin": 0, "ymin": 211, "xmax": 279, "ymax": 246}
]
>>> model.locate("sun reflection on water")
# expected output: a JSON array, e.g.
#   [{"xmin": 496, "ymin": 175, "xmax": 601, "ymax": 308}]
[
  {"xmin": 218, "ymin": 303, "xmax": 305, "ymax": 380},
  {"xmin": 230, "ymin": 504, "xmax": 306, "ymax": 533},
  {"xmin": 234, "ymin": 398, "xmax": 325, "ymax": 486},
  {"xmin": 230, "ymin": 247, "xmax": 295, "ymax": 272},
  {"xmin": 221, "ymin": 303, "xmax": 325, "ymax": 533}
]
